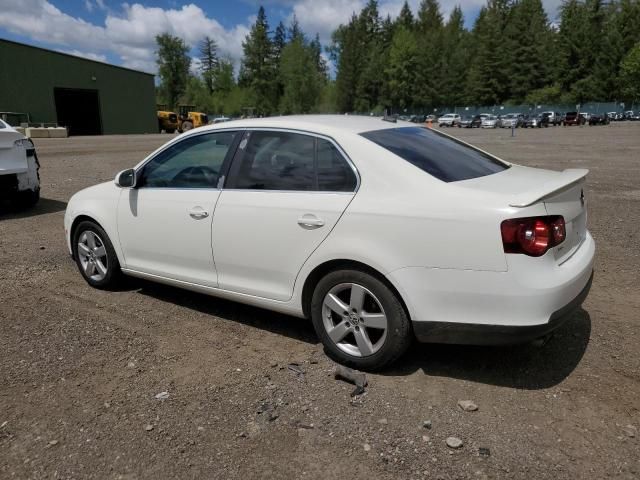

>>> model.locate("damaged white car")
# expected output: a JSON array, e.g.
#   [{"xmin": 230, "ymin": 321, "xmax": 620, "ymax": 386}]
[{"xmin": 0, "ymin": 120, "xmax": 40, "ymax": 207}]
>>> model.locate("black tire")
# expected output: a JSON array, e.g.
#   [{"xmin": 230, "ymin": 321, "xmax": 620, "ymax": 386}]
[
  {"xmin": 18, "ymin": 188, "xmax": 39, "ymax": 208},
  {"xmin": 72, "ymin": 220, "xmax": 122, "ymax": 289},
  {"xmin": 166, "ymin": 128, "xmax": 175, "ymax": 134},
  {"xmin": 310, "ymin": 269, "xmax": 412, "ymax": 371}
]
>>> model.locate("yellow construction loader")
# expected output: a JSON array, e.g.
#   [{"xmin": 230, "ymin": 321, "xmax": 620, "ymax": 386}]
[{"xmin": 178, "ymin": 105, "xmax": 209, "ymax": 132}]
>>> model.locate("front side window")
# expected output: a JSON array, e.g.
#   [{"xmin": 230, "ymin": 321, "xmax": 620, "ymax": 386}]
[
  {"xmin": 361, "ymin": 126, "xmax": 509, "ymax": 183},
  {"xmin": 140, "ymin": 131, "xmax": 238, "ymax": 188},
  {"xmin": 228, "ymin": 131, "xmax": 356, "ymax": 192}
]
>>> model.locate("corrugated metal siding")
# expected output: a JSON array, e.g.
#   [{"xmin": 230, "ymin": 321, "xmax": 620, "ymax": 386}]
[{"xmin": 0, "ymin": 39, "xmax": 157, "ymax": 134}]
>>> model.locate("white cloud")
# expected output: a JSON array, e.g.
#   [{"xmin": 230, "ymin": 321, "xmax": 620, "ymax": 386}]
[
  {"xmin": 0, "ymin": 0, "xmax": 250, "ymax": 74},
  {"xmin": 58, "ymin": 49, "xmax": 108, "ymax": 63},
  {"xmin": 84, "ymin": 0, "xmax": 93, "ymax": 13}
]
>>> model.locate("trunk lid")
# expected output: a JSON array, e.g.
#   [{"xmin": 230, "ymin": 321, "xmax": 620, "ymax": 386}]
[
  {"xmin": 542, "ymin": 178, "xmax": 587, "ymax": 264},
  {"xmin": 456, "ymin": 165, "xmax": 588, "ymax": 264}
]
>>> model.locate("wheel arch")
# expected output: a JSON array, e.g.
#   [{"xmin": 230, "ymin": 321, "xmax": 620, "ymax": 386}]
[
  {"xmin": 69, "ymin": 214, "xmax": 125, "ymax": 267},
  {"xmin": 300, "ymin": 259, "xmax": 411, "ymax": 322}
]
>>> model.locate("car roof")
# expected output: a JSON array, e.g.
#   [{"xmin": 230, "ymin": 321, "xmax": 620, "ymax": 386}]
[{"xmin": 193, "ymin": 115, "xmax": 407, "ymax": 137}]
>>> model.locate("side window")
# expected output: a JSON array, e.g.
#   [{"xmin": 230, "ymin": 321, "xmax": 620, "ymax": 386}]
[
  {"xmin": 231, "ymin": 131, "xmax": 316, "ymax": 190},
  {"xmin": 140, "ymin": 131, "xmax": 238, "ymax": 188},
  {"xmin": 316, "ymin": 138, "xmax": 357, "ymax": 192}
]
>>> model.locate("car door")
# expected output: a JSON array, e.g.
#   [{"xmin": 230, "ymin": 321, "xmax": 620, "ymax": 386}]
[
  {"xmin": 117, "ymin": 130, "xmax": 241, "ymax": 287},
  {"xmin": 212, "ymin": 130, "xmax": 358, "ymax": 301}
]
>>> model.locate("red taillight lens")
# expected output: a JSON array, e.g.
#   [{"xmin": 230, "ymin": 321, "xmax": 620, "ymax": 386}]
[{"xmin": 501, "ymin": 216, "xmax": 565, "ymax": 257}]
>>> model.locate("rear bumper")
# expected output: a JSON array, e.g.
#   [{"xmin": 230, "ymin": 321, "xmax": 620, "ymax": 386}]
[
  {"xmin": 412, "ymin": 271, "xmax": 593, "ymax": 345},
  {"xmin": 388, "ymin": 231, "xmax": 595, "ymax": 345}
]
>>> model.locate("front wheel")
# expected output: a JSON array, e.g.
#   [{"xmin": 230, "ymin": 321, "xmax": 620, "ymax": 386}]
[
  {"xmin": 311, "ymin": 269, "xmax": 412, "ymax": 371},
  {"xmin": 73, "ymin": 221, "xmax": 122, "ymax": 289}
]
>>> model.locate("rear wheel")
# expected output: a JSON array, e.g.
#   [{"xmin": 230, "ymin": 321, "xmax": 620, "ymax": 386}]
[
  {"xmin": 73, "ymin": 221, "xmax": 122, "ymax": 289},
  {"xmin": 311, "ymin": 269, "xmax": 412, "ymax": 371}
]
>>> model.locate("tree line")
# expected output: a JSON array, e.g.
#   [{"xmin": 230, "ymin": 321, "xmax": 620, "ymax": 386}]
[{"xmin": 155, "ymin": 0, "xmax": 640, "ymax": 117}]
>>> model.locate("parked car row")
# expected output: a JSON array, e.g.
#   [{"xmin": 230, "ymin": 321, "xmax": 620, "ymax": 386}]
[
  {"xmin": 606, "ymin": 111, "xmax": 640, "ymax": 121},
  {"xmin": 436, "ymin": 111, "xmax": 622, "ymax": 128}
]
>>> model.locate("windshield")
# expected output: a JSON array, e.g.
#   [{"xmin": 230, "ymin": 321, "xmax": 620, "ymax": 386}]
[{"xmin": 361, "ymin": 127, "xmax": 509, "ymax": 183}]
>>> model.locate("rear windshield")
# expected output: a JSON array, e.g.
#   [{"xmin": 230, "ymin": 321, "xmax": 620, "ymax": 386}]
[
  {"xmin": 361, "ymin": 126, "xmax": 509, "ymax": 182},
  {"xmin": 0, "ymin": 120, "xmax": 6, "ymax": 129}
]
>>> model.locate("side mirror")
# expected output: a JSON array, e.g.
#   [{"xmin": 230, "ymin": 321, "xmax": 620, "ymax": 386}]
[{"xmin": 115, "ymin": 168, "xmax": 136, "ymax": 188}]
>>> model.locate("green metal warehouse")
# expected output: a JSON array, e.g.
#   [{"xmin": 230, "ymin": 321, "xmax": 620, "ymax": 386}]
[{"xmin": 0, "ymin": 38, "xmax": 157, "ymax": 135}]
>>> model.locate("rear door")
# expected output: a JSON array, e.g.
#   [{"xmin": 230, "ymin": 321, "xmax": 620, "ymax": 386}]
[{"xmin": 212, "ymin": 130, "xmax": 358, "ymax": 301}]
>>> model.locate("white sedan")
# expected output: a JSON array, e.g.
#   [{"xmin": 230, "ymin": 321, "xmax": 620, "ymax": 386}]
[
  {"xmin": 0, "ymin": 119, "xmax": 40, "ymax": 207},
  {"xmin": 64, "ymin": 115, "xmax": 595, "ymax": 370}
]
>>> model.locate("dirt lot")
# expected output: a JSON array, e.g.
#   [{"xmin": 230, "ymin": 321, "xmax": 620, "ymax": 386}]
[{"xmin": 1, "ymin": 123, "xmax": 639, "ymax": 479}]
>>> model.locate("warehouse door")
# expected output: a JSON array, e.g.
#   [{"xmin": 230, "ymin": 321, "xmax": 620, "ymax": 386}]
[{"xmin": 54, "ymin": 88, "xmax": 102, "ymax": 136}]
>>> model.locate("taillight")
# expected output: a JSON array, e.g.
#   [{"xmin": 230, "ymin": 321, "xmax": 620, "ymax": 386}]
[{"xmin": 501, "ymin": 216, "xmax": 565, "ymax": 257}]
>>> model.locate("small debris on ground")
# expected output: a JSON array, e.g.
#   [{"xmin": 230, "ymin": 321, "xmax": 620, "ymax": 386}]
[
  {"xmin": 154, "ymin": 391, "xmax": 170, "ymax": 400},
  {"xmin": 446, "ymin": 437, "xmax": 463, "ymax": 449},
  {"xmin": 334, "ymin": 365, "xmax": 368, "ymax": 397},
  {"xmin": 458, "ymin": 400, "xmax": 478, "ymax": 412},
  {"xmin": 363, "ymin": 443, "xmax": 371, "ymax": 452},
  {"xmin": 479, "ymin": 447, "xmax": 491, "ymax": 456},
  {"xmin": 623, "ymin": 425, "xmax": 637, "ymax": 438},
  {"xmin": 144, "ymin": 424, "xmax": 154, "ymax": 432},
  {"xmin": 422, "ymin": 420, "xmax": 432, "ymax": 429},
  {"xmin": 46, "ymin": 440, "xmax": 59, "ymax": 448},
  {"xmin": 287, "ymin": 363, "xmax": 305, "ymax": 377},
  {"xmin": 377, "ymin": 418, "xmax": 388, "ymax": 425}
]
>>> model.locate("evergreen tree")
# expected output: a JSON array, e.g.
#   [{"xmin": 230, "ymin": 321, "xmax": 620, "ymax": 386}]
[
  {"xmin": 288, "ymin": 14, "xmax": 304, "ymax": 42},
  {"xmin": 414, "ymin": 0, "xmax": 444, "ymax": 108},
  {"xmin": 273, "ymin": 21, "xmax": 287, "ymax": 61},
  {"xmin": 397, "ymin": 1, "xmax": 415, "ymax": 30},
  {"xmin": 416, "ymin": 0, "xmax": 443, "ymax": 34},
  {"xmin": 309, "ymin": 33, "xmax": 328, "ymax": 79},
  {"xmin": 198, "ymin": 36, "xmax": 219, "ymax": 94},
  {"xmin": 440, "ymin": 6, "xmax": 469, "ymax": 107},
  {"xmin": 239, "ymin": 7, "xmax": 276, "ymax": 114},
  {"xmin": 279, "ymin": 37, "xmax": 321, "ymax": 113},
  {"xmin": 213, "ymin": 58, "xmax": 235, "ymax": 93},
  {"xmin": 155, "ymin": 33, "xmax": 191, "ymax": 110},
  {"xmin": 355, "ymin": 0, "xmax": 384, "ymax": 112},
  {"xmin": 333, "ymin": 17, "xmax": 360, "ymax": 112},
  {"xmin": 620, "ymin": 42, "xmax": 640, "ymax": 102},
  {"xmin": 465, "ymin": 1, "xmax": 511, "ymax": 105},
  {"xmin": 505, "ymin": 0, "xmax": 551, "ymax": 102},
  {"xmin": 385, "ymin": 27, "xmax": 419, "ymax": 109}
]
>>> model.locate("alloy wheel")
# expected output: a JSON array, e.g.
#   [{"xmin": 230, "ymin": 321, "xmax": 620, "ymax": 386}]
[
  {"xmin": 322, "ymin": 283, "xmax": 388, "ymax": 357},
  {"xmin": 77, "ymin": 230, "xmax": 109, "ymax": 282}
]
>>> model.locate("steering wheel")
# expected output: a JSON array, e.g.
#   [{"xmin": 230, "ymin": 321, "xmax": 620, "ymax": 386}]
[{"xmin": 172, "ymin": 165, "xmax": 218, "ymax": 186}]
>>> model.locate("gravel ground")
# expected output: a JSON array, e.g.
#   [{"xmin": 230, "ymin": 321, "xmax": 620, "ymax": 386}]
[{"xmin": 1, "ymin": 123, "xmax": 638, "ymax": 479}]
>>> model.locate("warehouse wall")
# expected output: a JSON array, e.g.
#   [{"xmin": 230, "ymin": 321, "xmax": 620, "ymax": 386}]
[{"xmin": 0, "ymin": 39, "xmax": 156, "ymax": 134}]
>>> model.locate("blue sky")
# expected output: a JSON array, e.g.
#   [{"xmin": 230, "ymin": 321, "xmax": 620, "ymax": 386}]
[{"xmin": 0, "ymin": 0, "xmax": 562, "ymax": 74}]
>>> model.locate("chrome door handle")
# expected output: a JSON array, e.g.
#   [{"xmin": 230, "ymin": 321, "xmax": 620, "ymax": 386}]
[
  {"xmin": 297, "ymin": 214, "xmax": 325, "ymax": 229},
  {"xmin": 188, "ymin": 207, "xmax": 209, "ymax": 219}
]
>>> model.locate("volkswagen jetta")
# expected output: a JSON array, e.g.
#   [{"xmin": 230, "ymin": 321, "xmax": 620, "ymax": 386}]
[{"xmin": 64, "ymin": 115, "xmax": 595, "ymax": 370}]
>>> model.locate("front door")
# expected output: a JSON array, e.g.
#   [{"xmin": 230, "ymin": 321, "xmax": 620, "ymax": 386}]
[
  {"xmin": 117, "ymin": 130, "xmax": 240, "ymax": 286},
  {"xmin": 212, "ymin": 130, "xmax": 358, "ymax": 301}
]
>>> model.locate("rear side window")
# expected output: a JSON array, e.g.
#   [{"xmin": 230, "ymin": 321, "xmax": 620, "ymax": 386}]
[
  {"xmin": 228, "ymin": 131, "xmax": 356, "ymax": 192},
  {"xmin": 361, "ymin": 127, "xmax": 508, "ymax": 182}
]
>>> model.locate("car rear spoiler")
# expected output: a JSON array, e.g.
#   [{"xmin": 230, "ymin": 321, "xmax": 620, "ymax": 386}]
[{"xmin": 509, "ymin": 169, "xmax": 588, "ymax": 207}]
